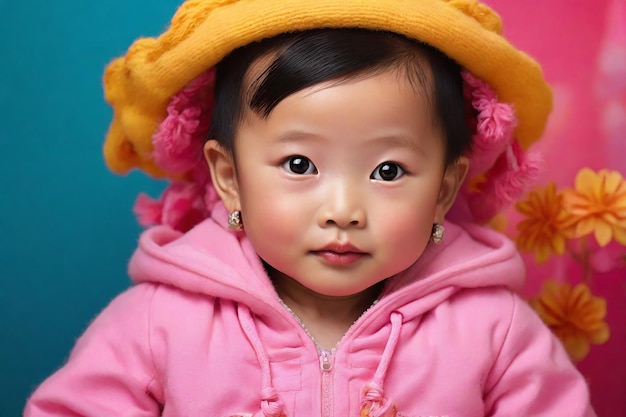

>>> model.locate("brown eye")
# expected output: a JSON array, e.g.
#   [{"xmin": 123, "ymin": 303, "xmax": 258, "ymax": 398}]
[
  {"xmin": 371, "ymin": 162, "xmax": 404, "ymax": 181},
  {"xmin": 282, "ymin": 155, "xmax": 317, "ymax": 175}
]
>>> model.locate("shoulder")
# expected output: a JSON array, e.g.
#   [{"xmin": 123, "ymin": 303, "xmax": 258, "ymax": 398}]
[
  {"xmin": 93, "ymin": 283, "xmax": 226, "ymax": 335},
  {"xmin": 426, "ymin": 287, "xmax": 532, "ymax": 359},
  {"xmin": 418, "ymin": 287, "xmax": 561, "ymax": 384},
  {"xmin": 444, "ymin": 287, "xmax": 571, "ymax": 378},
  {"xmin": 448, "ymin": 286, "xmax": 549, "ymax": 342},
  {"xmin": 443, "ymin": 286, "xmax": 520, "ymax": 325},
  {"xmin": 100, "ymin": 282, "xmax": 209, "ymax": 313},
  {"xmin": 448, "ymin": 286, "xmax": 552, "ymax": 344},
  {"xmin": 396, "ymin": 287, "xmax": 522, "ymax": 350},
  {"xmin": 139, "ymin": 283, "xmax": 241, "ymax": 340},
  {"xmin": 140, "ymin": 281, "xmax": 225, "ymax": 321}
]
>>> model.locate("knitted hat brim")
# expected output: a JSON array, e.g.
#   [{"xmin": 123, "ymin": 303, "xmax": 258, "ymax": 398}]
[{"xmin": 103, "ymin": 0, "xmax": 552, "ymax": 177}]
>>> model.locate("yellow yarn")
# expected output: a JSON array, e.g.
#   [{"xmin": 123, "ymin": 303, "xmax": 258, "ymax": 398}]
[{"xmin": 103, "ymin": 0, "xmax": 553, "ymax": 177}]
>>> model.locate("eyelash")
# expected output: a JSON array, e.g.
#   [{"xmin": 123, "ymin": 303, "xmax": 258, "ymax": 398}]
[
  {"xmin": 370, "ymin": 162, "xmax": 406, "ymax": 181},
  {"xmin": 281, "ymin": 155, "xmax": 318, "ymax": 175},
  {"xmin": 280, "ymin": 156, "xmax": 407, "ymax": 181}
]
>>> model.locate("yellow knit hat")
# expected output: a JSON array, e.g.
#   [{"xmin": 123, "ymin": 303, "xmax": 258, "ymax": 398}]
[{"xmin": 103, "ymin": 0, "xmax": 552, "ymax": 177}]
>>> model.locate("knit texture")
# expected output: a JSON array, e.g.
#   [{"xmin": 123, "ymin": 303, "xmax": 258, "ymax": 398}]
[{"xmin": 103, "ymin": 0, "xmax": 552, "ymax": 177}]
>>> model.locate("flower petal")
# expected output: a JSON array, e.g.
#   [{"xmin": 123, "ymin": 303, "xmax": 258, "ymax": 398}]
[
  {"xmin": 594, "ymin": 221, "xmax": 614, "ymax": 246},
  {"xmin": 588, "ymin": 323, "xmax": 610, "ymax": 344},
  {"xmin": 613, "ymin": 227, "xmax": 626, "ymax": 245},
  {"xmin": 574, "ymin": 168, "xmax": 599, "ymax": 197},
  {"xmin": 529, "ymin": 280, "xmax": 610, "ymax": 362}
]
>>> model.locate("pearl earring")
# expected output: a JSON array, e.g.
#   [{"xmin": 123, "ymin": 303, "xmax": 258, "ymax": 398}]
[
  {"xmin": 228, "ymin": 210, "xmax": 243, "ymax": 231},
  {"xmin": 431, "ymin": 223, "xmax": 445, "ymax": 244}
]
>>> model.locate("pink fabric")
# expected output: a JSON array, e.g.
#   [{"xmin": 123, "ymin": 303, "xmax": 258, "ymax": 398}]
[
  {"xmin": 24, "ymin": 212, "xmax": 595, "ymax": 416},
  {"xmin": 360, "ymin": 312, "xmax": 403, "ymax": 417},
  {"xmin": 486, "ymin": 1, "xmax": 626, "ymax": 414}
]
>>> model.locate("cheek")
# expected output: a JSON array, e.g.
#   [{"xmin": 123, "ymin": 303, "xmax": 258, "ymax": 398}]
[
  {"xmin": 372, "ymin": 196, "xmax": 437, "ymax": 252},
  {"xmin": 239, "ymin": 185, "xmax": 306, "ymax": 246},
  {"xmin": 377, "ymin": 211, "xmax": 432, "ymax": 244}
]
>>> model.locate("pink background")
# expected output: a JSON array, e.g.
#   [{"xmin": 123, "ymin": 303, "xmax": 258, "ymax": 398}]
[{"xmin": 488, "ymin": 0, "xmax": 626, "ymax": 415}]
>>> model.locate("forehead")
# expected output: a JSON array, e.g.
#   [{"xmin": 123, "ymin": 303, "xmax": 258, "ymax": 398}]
[
  {"xmin": 235, "ymin": 68, "xmax": 445, "ymax": 161},
  {"xmin": 240, "ymin": 45, "xmax": 436, "ymax": 118}
]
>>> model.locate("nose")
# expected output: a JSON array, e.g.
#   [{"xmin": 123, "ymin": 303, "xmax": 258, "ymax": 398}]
[{"xmin": 317, "ymin": 183, "xmax": 367, "ymax": 229}]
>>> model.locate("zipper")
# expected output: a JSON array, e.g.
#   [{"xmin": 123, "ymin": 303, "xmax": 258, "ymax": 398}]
[
  {"xmin": 277, "ymin": 295, "xmax": 380, "ymax": 416},
  {"xmin": 319, "ymin": 348, "xmax": 335, "ymax": 417},
  {"xmin": 319, "ymin": 348, "xmax": 334, "ymax": 371}
]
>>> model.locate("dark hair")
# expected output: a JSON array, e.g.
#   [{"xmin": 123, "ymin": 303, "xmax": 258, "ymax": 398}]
[{"xmin": 208, "ymin": 28, "xmax": 471, "ymax": 167}]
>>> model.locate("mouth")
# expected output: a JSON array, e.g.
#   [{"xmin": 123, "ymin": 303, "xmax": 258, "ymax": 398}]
[{"xmin": 311, "ymin": 243, "xmax": 368, "ymax": 266}]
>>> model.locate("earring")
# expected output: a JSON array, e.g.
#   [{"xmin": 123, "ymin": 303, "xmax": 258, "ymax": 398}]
[
  {"xmin": 431, "ymin": 223, "xmax": 445, "ymax": 244},
  {"xmin": 228, "ymin": 210, "xmax": 243, "ymax": 231}
]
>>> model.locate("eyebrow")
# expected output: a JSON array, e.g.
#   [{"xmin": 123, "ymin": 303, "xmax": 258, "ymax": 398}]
[
  {"xmin": 274, "ymin": 131, "xmax": 319, "ymax": 144},
  {"xmin": 274, "ymin": 131, "xmax": 427, "ymax": 157},
  {"xmin": 369, "ymin": 134, "xmax": 427, "ymax": 157}
]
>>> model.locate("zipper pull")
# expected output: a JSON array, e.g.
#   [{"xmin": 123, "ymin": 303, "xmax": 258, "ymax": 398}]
[{"xmin": 319, "ymin": 349, "xmax": 334, "ymax": 371}]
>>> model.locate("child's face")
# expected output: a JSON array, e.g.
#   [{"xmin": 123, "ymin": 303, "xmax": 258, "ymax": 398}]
[{"xmin": 208, "ymin": 69, "xmax": 467, "ymax": 297}]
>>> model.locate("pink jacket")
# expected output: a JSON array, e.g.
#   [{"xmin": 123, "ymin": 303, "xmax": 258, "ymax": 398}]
[{"xmin": 25, "ymin": 204, "xmax": 596, "ymax": 417}]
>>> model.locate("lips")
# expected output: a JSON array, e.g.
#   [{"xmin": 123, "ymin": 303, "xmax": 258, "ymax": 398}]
[{"xmin": 312, "ymin": 243, "xmax": 368, "ymax": 266}]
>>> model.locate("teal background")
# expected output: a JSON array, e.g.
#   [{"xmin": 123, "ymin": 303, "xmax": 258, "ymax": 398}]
[{"xmin": 0, "ymin": 1, "xmax": 176, "ymax": 414}]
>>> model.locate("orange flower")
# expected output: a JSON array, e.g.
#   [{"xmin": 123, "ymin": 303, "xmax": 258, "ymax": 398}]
[
  {"xmin": 515, "ymin": 183, "xmax": 575, "ymax": 263},
  {"xmin": 530, "ymin": 280, "xmax": 610, "ymax": 361},
  {"xmin": 562, "ymin": 168, "xmax": 626, "ymax": 247}
]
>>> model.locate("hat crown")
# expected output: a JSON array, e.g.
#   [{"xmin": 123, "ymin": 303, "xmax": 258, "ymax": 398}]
[
  {"xmin": 445, "ymin": 0, "xmax": 503, "ymax": 34},
  {"xmin": 102, "ymin": 0, "xmax": 552, "ymax": 179}
]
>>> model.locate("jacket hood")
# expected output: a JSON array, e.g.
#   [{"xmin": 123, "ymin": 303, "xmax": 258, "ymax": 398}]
[
  {"xmin": 26, "ymin": 201, "xmax": 595, "ymax": 417},
  {"xmin": 127, "ymin": 201, "xmax": 528, "ymax": 417},
  {"xmin": 129, "ymin": 201, "xmax": 525, "ymax": 318}
]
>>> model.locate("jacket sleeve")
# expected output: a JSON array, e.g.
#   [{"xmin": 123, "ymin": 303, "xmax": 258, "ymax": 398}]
[
  {"xmin": 483, "ymin": 292, "xmax": 597, "ymax": 417},
  {"xmin": 24, "ymin": 283, "xmax": 162, "ymax": 416}
]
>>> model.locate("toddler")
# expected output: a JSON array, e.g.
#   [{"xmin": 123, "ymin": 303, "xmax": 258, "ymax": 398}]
[{"xmin": 25, "ymin": 1, "xmax": 597, "ymax": 416}]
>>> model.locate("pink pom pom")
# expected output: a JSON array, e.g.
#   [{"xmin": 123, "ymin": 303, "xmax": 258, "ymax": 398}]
[
  {"xmin": 495, "ymin": 143, "xmax": 543, "ymax": 202},
  {"xmin": 475, "ymin": 100, "xmax": 516, "ymax": 144},
  {"xmin": 133, "ymin": 182, "xmax": 210, "ymax": 232},
  {"xmin": 152, "ymin": 69, "xmax": 215, "ymax": 174},
  {"xmin": 467, "ymin": 130, "xmax": 510, "ymax": 177},
  {"xmin": 160, "ymin": 182, "xmax": 208, "ymax": 232},
  {"xmin": 133, "ymin": 193, "xmax": 164, "ymax": 227},
  {"xmin": 468, "ymin": 142, "xmax": 543, "ymax": 223},
  {"xmin": 456, "ymin": 70, "xmax": 544, "ymax": 224},
  {"xmin": 134, "ymin": 69, "xmax": 222, "ymax": 231},
  {"xmin": 462, "ymin": 71, "xmax": 517, "ymax": 177}
]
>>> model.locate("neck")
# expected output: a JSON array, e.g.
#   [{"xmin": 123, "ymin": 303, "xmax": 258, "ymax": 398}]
[{"xmin": 269, "ymin": 267, "xmax": 383, "ymax": 349}]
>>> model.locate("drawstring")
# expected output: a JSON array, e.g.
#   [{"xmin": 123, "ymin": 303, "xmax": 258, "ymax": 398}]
[
  {"xmin": 238, "ymin": 305, "xmax": 287, "ymax": 417},
  {"xmin": 360, "ymin": 312, "xmax": 403, "ymax": 417},
  {"xmin": 239, "ymin": 305, "xmax": 404, "ymax": 417}
]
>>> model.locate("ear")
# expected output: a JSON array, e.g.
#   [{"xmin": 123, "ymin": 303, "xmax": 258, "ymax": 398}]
[
  {"xmin": 204, "ymin": 140, "xmax": 241, "ymax": 212},
  {"xmin": 435, "ymin": 156, "xmax": 469, "ymax": 223}
]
